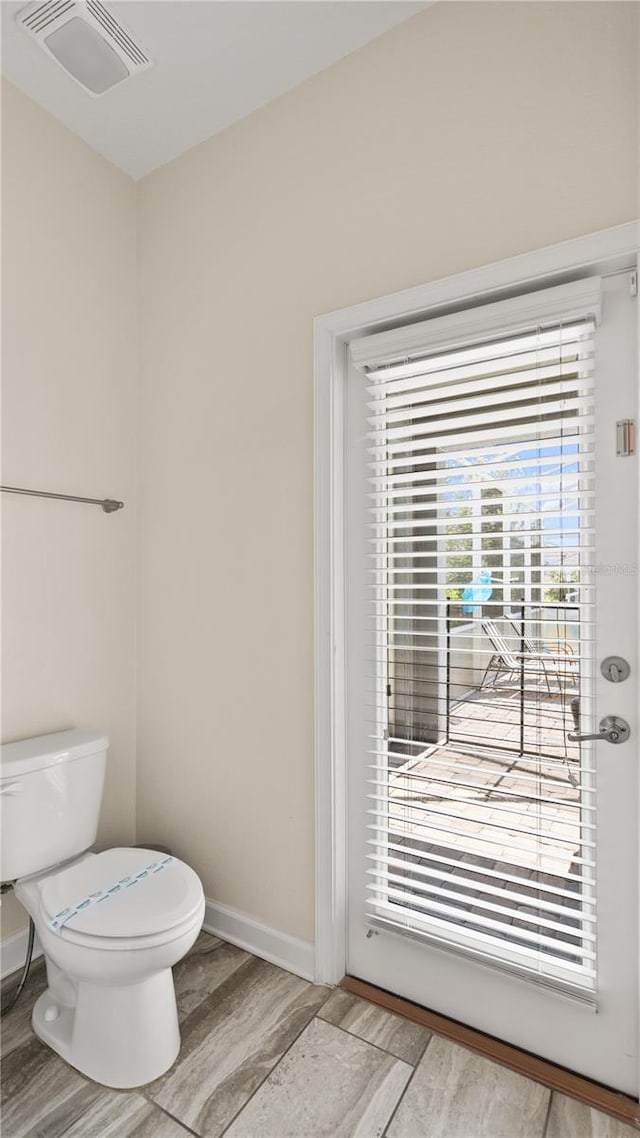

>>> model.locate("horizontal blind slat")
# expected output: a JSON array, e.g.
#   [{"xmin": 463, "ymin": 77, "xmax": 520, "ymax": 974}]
[
  {"xmin": 368, "ymin": 788, "xmax": 590, "ymax": 835},
  {"xmin": 372, "ymin": 359, "xmax": 594, "ymax": 413},
  {"xmin": 367, "ymin": 770, "xmax": 592, "ymax": 811},
  {"xmin": 368, "ymin": 746, "xmax": 594, "ymax": 778},
  {"xmin": 366, "ymin": 794, "xmax": 595, "ymax": 848},
  {"xmin": 367, "ymin": 840, "xmax": 593, "ymax": 897},
  {"xmin": 363, "ymin": 319, "xmax": 597, "ymax": 383},
  {"xmin": 368, "ymin": 848, "xmax": 591, "ymax": 905},
  {"xmin": 366, "ymin": 883, "xmax": 595, "ymax": 961},
  {"xmin": 366, "ymin": 818, "xmax": 595, "ymax": 871},
  {"xmin": 367, "ymin": 868, "xmax": 594, "ymax": 940}
]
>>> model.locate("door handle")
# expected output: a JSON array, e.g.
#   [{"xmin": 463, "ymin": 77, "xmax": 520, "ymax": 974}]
[{"xmin": 568, "ymin": 715, "xmax": 630, "ymax": 744}]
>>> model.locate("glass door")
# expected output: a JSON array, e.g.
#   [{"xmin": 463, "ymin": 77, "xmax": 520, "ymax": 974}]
[{"xmin": 345, "ymin": 273, "xmax": 638, "ymax": 1092}]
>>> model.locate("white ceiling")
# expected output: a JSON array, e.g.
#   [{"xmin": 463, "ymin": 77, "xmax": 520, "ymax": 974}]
[{"xmin": 1, "ymin": 1, "xmax": 427, "ymax": 179}]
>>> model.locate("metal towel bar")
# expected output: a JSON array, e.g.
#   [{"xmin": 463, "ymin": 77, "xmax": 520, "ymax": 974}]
[{"xmin": 1, "ymin": 485, "xmax": 124, "ymax": 513}]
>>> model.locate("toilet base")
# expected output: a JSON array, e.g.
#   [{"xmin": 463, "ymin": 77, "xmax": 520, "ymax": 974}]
[{"xmin": 33, "ymin": 969, "xmax": 181, "ymax": 1088}]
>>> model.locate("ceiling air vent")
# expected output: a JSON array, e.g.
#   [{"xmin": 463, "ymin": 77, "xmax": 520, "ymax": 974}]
[{"xmin": 17, "ymin": 1, "xmax": 152, "ymax": 96}]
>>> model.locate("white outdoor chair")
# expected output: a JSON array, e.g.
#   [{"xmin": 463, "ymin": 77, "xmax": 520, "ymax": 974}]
[{"xmin": 480, "ymin": 618, "xmax": 570, "ymax": 696}]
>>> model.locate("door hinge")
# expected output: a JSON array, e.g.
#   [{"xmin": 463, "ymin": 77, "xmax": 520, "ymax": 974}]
[
  {"xmin": 616, "ymin": 419, "xmax": 636, "ymax": 457},
  {"xmin": 630, "ymin": 271, "xmax": 637, "ymax": 298}
]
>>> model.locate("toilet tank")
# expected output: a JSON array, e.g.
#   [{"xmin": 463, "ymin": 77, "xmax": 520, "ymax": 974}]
[{"xmin": 0, "ymin": 729, "xmax": 108, "ymax": 882}]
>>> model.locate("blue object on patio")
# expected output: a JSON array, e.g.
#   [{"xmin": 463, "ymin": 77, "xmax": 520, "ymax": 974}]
[{"xmin": 462, "ymin": 569, "xmax": 493, "ymax": 613}]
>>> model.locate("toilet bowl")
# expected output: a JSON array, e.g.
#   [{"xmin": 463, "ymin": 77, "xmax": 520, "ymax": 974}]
[
  {"xmin": 1, "ymin": 730, "xmax": 205, "ymax": 1089},
  {"xmin": 16, "ymin": 847, "xmax": 205, "ymax": 1088}
]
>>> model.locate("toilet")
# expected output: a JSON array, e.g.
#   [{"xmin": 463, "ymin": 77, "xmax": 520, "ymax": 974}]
[{"xmin": 0, "ymin": 729, "xmax": 205, "ymax": 1088}]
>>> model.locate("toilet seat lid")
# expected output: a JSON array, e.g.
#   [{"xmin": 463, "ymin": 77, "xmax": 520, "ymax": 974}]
[{"xmin": 41, "ymin": 848, "xmax": 204, "ymax": 939}]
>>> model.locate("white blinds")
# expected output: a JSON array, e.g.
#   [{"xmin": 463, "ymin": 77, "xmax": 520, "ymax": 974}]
[{"xmin": 354, "ymin": 279, "xmax": 600, "ymax": 993}]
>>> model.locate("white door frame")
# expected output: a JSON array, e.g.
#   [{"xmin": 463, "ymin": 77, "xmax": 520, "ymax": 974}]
[{"xmin": 314, "ymin": 219, "xmax": 640, "ymax": 991}]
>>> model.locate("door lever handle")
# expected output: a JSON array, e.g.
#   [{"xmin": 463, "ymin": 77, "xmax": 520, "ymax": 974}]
[{"xmin": 568, "ymin": 715, "xmax": 630, "ymax": 744}]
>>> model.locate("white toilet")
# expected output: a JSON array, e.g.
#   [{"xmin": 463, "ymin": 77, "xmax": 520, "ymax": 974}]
[{"xmin": 0, "ymin": 729, "xmax": 205, "ymax": 1089}]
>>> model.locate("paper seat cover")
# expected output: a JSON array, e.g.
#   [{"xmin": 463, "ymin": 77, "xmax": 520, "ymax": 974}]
[{"xmin": 42, "ymin": 848, "xmax": 203, "ymax": 938}]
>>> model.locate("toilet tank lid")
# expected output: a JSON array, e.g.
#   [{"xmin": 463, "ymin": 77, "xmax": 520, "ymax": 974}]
[{"xmin": 0, "ymin": 729, "xmax": 108, "ymax": 779}]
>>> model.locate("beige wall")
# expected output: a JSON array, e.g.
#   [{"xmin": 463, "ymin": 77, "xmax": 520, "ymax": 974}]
[
  {"xmin": 1, "ymin": 80, "xmax": 138, "ymax": 938},
  {"xmin": 1, "ymin": 2, "xmax": 637, "ymax": 949},
  {"xmin": 137, "ymin": 2, "xmax": 639, "ymax": 941}
]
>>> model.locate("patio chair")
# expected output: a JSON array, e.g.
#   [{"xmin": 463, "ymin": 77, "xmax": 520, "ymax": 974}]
[
  {"xmin": 479, "ymin": 618, "xmax": 569, "ymax": 695},
  {"xmin": 507, "ymin": 618, "xmax": 579, "ymax": 683}
]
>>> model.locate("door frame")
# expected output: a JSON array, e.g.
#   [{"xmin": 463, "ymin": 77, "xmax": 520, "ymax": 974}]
[{"xmin": 313, "ymin": 220, "xmax": 640, "ymax": 993}]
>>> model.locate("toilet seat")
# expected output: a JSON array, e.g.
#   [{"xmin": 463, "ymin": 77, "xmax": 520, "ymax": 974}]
[{"xmin": 40, "ymin": 848, "xmax": 204, "ymax": 949}]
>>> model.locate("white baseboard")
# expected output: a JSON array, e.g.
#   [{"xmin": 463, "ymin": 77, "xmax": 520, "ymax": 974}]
[
  {"xmin": 1, "ymin": 902, "xmax": 317, "ymax": 986},
  {"xmin": 202, "ymin": 899, "xmax": 316, "ymax": 983},
  {"xmin": 1, "ymin": 926, "xmax": 43, "ymax": 981}
]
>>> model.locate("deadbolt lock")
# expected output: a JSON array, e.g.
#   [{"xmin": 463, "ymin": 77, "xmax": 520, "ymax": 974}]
[{"xmin": 600, "ymin": 656, "xmax": 631, "ymax": 683}]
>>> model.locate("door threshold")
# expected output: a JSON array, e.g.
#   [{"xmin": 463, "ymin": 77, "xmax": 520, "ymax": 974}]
[{"xmin": 341, "ymin": 976, "xmax": 640, "ymax": 1129}]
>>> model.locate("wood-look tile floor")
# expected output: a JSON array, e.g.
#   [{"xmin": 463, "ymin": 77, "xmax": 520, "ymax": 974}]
[{"xmin": 1, "ymin": 932, "xmax": 637, "ymax": 1138}]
